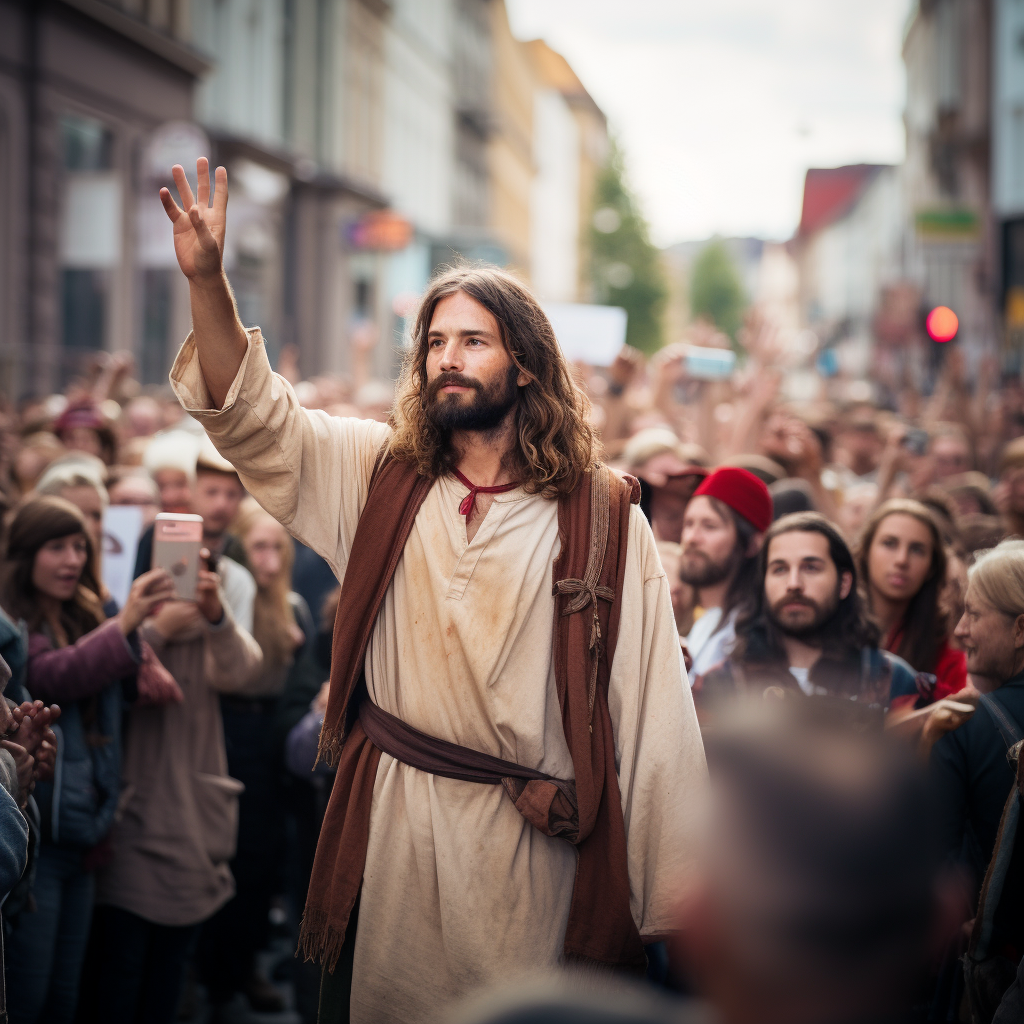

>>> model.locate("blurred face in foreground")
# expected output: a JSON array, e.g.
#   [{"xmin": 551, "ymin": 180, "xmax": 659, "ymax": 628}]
[
  {"xmin": 62, "ymin": 426, "xmax": 103, "ymax": 460},
  {"xmin": 59, "ymin": 484, "xmax": 104, "ymax": 552},
  {"xmin": 153, "ymin": 468, "xmax": 193, "ymax": 514},
  {"xmin": 764, "ymin": 530, "xmax": 851, "ymax": 637},
  {"xmin": 109, "ymin": 477, "xmax": 160, "ymax": 530},
  {"xmin": 243, "ymin": 514, "xmax": 290, "ymax": 590},
  {"xmin": 32, "ymin": 533, "xmax": 89, "ymax": 603},
  {"xmin": 643, "ymin": 454, "xmax": 704, "ymax": 544},
  {"xmin": 423, "ymin": 291, "xmax": 524, "ymax": 435},
  {"xmin": 932, "ymin": 436, "xmax": 971, "ymax": 480},
  {"xmin": 680, "ymin": 496, "xmax": 738, "ymax": 589},
  {"xmin": 954, "ymin": 584, "xmax": 1024, "ymax": 681},
  {"xmin": 867, "ymin": 513, "xmax": 933, "ymax": 605},
  {"xmin": 193, "ymin": 470, "xmax": 245, "ymax": 541},
  {"xmin": 1004, "ymin": 465, "xmax": 1024, "ymax": 517}
]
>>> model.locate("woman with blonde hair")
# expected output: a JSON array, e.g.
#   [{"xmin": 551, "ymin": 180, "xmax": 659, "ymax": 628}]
[
  {"xmin": 931, "ymin": 541, "xmax": 1024, "ymax": 1008},
  {"xmin": 196, "ymin": 497, "xmax": 319, "ymax": 1017},
  {"xmin": 857, "ymin": 498, "xmax": 967, "ymax": 707}
]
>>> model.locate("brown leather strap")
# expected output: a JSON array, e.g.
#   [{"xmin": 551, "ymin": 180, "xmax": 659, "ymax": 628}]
[{"xmin": 359, "ymin": 699, "xmax": 579, "ymax": 840}]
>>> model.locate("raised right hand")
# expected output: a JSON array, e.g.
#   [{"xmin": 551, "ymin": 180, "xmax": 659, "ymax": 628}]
[{"xmin": 160, "ymin": 158, "xmax": 228, "ymax": 282}]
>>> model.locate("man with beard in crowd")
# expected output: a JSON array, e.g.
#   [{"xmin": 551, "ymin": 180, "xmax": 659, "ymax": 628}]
[
  {"xmin": 133, "ymin": 435, "xmax": 255, "ymax": 631},
  {"xmin": 695, "ymin": 512, "xmax": 918, "ymax": 717},
  {"xmin": 680, "ymin": 467, "xmax": 772, "ymax": 679},
  {"xmin": 159, "ymin": 159, "xmax": 706, "ymax": 1024}
]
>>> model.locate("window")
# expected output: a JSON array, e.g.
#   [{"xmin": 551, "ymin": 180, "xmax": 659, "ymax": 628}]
[{"xmin": 58, "ymin": 114, "xmax": 120, "ymax": 363}]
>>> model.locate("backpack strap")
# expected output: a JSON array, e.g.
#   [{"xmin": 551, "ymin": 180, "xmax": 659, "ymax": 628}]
[
  {"xmin": 553, "ymin": 467, "xmax": 616, "ymax": 723},
  {"xmin": 981, "ymin": 693, "xmax": 1024, "ymax": 750}
]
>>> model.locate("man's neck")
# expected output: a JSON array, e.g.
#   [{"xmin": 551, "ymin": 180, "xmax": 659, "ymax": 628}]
[
  {"xmin": 869, "ymin": 587, "xmax": 907, "ymax": 641},
  {"xmin": 697, "ymin": 578, "xmax": 732, "ymax": 614},
  {"xmin": 451, "ymin": 418, "xmax": 517, "ymax": 486},
  {"xmin": 782, "ymin": 633, "xmax": 822, "ymax": 670}
]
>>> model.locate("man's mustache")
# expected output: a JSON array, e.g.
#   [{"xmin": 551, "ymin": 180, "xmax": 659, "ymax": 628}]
[
  {"xmin": 426, "ymin": 372, "xmax": 482, "ymax": 402},
  {"xmin": 774, "ymin": 592, "xmax": 817, "ymax": 610}
]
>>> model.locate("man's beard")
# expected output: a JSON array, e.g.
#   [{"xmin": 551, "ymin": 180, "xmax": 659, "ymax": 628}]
[
  {"xmin": 424, "ymin": 365, "xmax": 519, "ymax": 434},
  {"xmin": 679, "ymin": 545, "xmax": 740, "ymax": 589},
  {"xmin": 766, "ymin": 587, "xmax": 840, "ymax": 640}
]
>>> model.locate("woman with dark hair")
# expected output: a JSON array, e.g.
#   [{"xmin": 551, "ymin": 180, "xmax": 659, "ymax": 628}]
[
  {"xmin": 857, "ymin": 499, "xmax": 968, "ymax": 707},
  {"xmin": 0, "ymin": 496, "xmax": 171, "ymax": 1024}
]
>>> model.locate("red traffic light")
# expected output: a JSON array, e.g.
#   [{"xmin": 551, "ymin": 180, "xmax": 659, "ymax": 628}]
[{"xmin": 926, "ymin": 305, "xmax": 959, "ymax": 343}]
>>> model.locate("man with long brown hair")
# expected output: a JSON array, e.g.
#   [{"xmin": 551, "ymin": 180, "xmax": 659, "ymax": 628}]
[{"xmin": 159, "ymin": 160, "xmax": 705, "ymax": 1023}]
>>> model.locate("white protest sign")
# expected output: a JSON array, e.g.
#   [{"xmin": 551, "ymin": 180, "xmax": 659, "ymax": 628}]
[
  {"xmin": 102, "ymin": 506, "xmax": 144, "ymax": 609},
  {"xmin": 543, "ymin": 303, "xmax": 628, "ymax": 367}
]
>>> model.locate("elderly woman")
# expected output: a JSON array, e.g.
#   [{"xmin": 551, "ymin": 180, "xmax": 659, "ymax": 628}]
[
  {"xmin": 928, "ymin": 540, "xmax": 1024, "ymax": 1020},
  {"xmin": 931, "ymin": 540, "xmax": 1024, "ymax": 880}
]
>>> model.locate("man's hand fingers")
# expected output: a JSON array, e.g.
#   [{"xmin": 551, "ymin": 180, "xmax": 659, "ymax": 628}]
[
  {"xmin": 196, "ymin": 156, "xmax": 210, "ymax": 207},
  {"xmin": 172, "ymin": 163, "xmax": 196, "ymax": 210},
  {"xmin": 188, "ymin": 207, "xmax": 220, "ymax": 254},
  {"xmin": 212, "ymin": 164, "xmax": 229, "ymax": 217},
  {"xmin": 159, "ymin": 186, "xmax": 185, "ymax": 225}
]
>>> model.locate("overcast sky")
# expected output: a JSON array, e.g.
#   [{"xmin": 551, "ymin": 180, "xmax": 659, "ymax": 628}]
[{"xmin": 506, "ymin": 0, "xmax": 912, "ymax": 246}]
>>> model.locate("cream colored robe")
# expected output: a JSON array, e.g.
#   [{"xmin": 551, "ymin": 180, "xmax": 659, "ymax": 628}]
[{"xmin": 170, "ymin": 329, "xmax": 707, "ymax": 1024}]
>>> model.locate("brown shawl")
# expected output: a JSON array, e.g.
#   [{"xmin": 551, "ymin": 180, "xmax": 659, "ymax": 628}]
[{"xmin": 298, "ymin": 455, "xmax": 646, "ymax": 973}]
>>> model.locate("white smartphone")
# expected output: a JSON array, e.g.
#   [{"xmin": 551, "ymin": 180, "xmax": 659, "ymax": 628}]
[{"xmin": 152, "ymin": 513, "xmax": 204, "ymax": 601}]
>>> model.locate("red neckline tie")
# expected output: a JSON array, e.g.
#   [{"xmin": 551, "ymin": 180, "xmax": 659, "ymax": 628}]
[{"xmin": 453, "ymin": 469, "xmax": 518, "ymax": 517}]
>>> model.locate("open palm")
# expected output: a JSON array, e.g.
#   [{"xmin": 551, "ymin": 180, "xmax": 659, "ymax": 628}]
[{"xmin": 160, "ymin": 158, "xmax": 228, "ymax": 280}]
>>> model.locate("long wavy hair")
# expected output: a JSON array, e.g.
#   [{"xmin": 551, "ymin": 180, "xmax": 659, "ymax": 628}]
[
  {"xmin": 235, "ymin": 498, "xmax": 298, "ymax": 671},
  {"xmin": 856, "ymin": 499, "xmax": 949, "ymax": 674},
  {"xmin": 0, "ymin": 495, "xmax": 105, "ymax": 645},
  {"xmin": 387, "ymin": 266, "xmax": 600, "ymax": 497},
  {"xmin": 734, "ymin": 512, "xmax": 880, "ymax": 664}
]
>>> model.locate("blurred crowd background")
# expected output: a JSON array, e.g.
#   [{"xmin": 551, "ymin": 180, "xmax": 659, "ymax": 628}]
[{"xmin": 3, "ymin": 1, "xmax": 1024, "ymax": 1024}]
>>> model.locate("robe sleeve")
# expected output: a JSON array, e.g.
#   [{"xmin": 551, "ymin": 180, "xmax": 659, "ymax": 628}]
[
  {"xmin": 169, "ymin": 328, "xmax": 392, "ymax": 574},
  {"xmin": 606, "ymin": 505, "xmax": 708, "ymax": 941}
]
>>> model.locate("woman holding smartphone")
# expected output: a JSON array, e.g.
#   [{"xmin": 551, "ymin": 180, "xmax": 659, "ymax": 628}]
[
  {"xmin": 0, "ymin": 496, "xmax": 172, "ymax": 1024},
  {"xmin": 856, "ymin": 498, "xmax": 969, "ymax": 708}
]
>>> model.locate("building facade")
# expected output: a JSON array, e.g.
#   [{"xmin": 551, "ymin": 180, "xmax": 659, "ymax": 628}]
[
  {"xmin": 994, "ymin": 0, "xmax": 1024, "ymax": 353},
  {"xmin": 0, "ymin": 0, "xmax": 206, "ymax": 397},
  {"xmin": 0, "ymin": 0, "xmax": 608, "ymax": 396},
  {"xmin": 525, "ymin": 39, "xmax": 607, "ymax": 303},
  {"xmin": 901, "ymin": 0, "xmax": 994, "ymax": 357}
]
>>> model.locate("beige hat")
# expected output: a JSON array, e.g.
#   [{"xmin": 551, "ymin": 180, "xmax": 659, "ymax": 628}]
[
  {"xmin": 622, "ymin": 428, "xmax": 710, "ymax": 480},
  {"xmin": 196, "ymin": 433, "xmax": 237, "ymax": 475}
]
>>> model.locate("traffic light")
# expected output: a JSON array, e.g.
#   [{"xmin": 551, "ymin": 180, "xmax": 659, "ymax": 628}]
[{"xmin": 925, "ymin": 305, "xmax": 959, "ymax": 343}]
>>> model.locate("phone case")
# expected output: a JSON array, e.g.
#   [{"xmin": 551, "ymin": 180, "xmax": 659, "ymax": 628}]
[{"xmin": 152, "ymin": 514, "xmax": 203, "ymax": 601}]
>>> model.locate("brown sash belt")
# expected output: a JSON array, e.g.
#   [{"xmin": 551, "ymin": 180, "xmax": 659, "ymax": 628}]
[{"xmin": 358, "ymin": 698, "xmax": 579, "ymax": 842}]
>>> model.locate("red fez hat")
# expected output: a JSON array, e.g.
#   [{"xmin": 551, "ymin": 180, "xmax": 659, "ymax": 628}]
[{"xmin": 692, "ymin": 466, "xmax": 773, "ymax": 533}]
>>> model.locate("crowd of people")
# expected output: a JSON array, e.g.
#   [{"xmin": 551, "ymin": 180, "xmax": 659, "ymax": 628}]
[{"xmin": 1, "ymin": 287, "xmax": 1024, "ymax": 1024}]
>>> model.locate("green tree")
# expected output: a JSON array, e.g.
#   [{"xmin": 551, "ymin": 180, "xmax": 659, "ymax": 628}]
[
  {"xmin": 689, "ymin": 241, "xmax": 746, "ymax": 343},
  {"xmin": 588, "ymin": 141, "xmax": 667, "ymax": 355}
]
